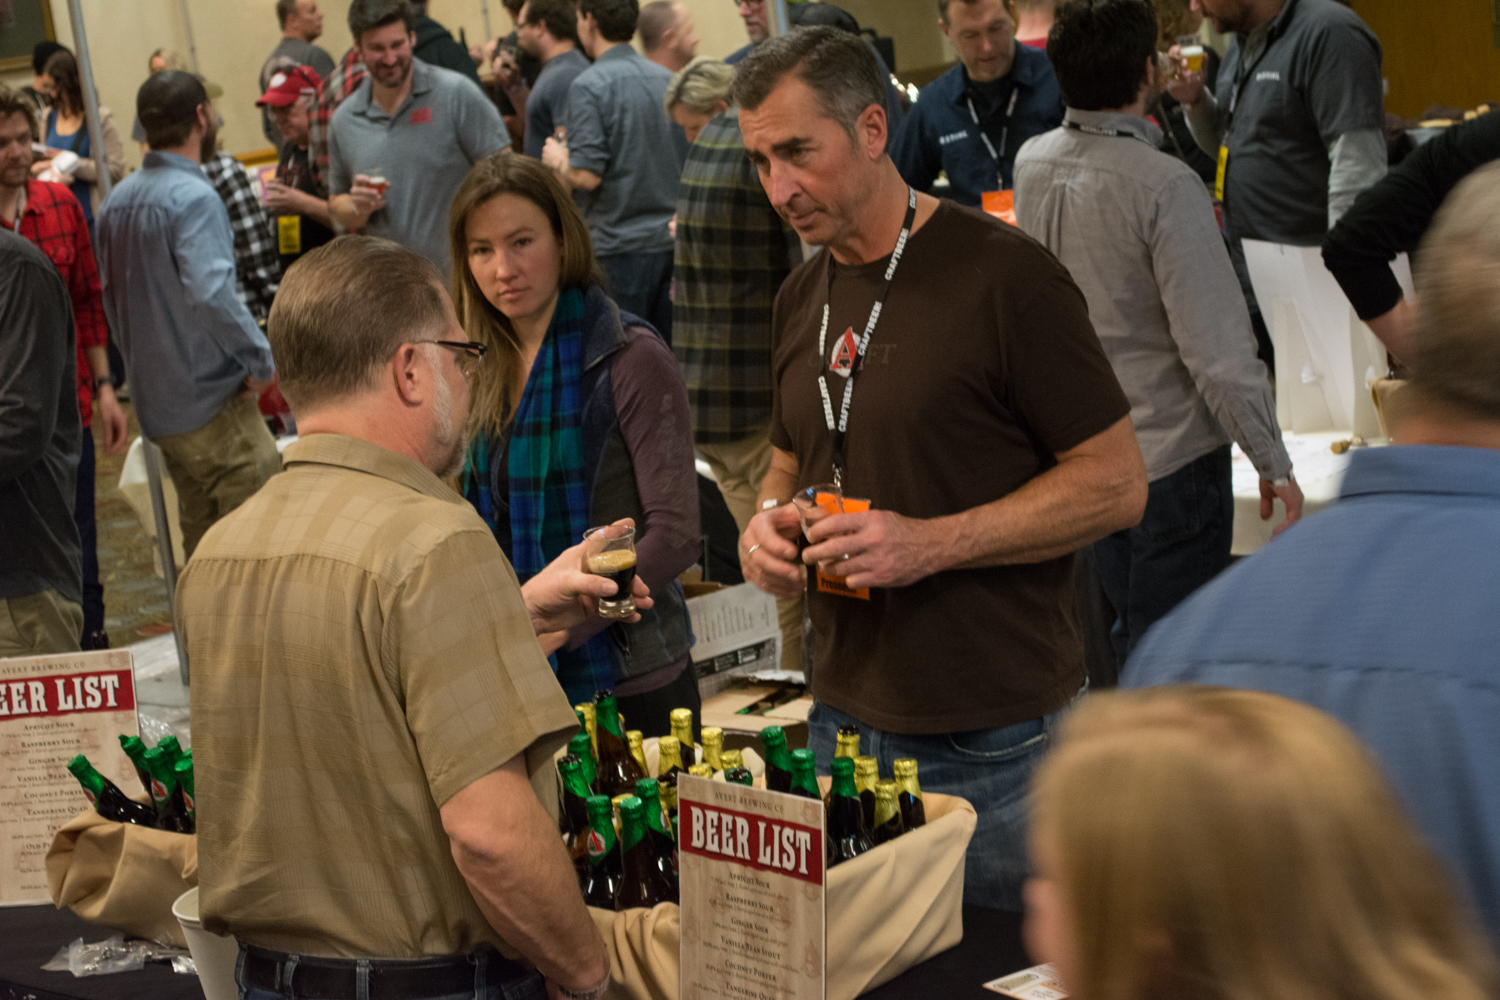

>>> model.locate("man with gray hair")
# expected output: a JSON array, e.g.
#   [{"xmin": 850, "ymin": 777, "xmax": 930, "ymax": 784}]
[
  {"xmin": 181, "ymin": 236, "xmax": 634, "ymax": 1000},
  {"xmin": 1124, "ymin": 166, "xmax": 1500, "ymax": 944},
  {"xmin": 735, "ymin": 25, "xmax": 1146, "ymax": 909}
]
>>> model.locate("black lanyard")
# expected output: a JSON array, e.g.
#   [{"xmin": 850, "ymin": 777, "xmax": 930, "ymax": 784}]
[
  {"xmin": 816, "ymin": 187, "xmax": 918, "ymax": 489},
  {"xmin": 1061, "ymin": 120, "xmax": 1155, "ymax": 146},
  {"xmin": 966, "ymin": 87, "xmax": 1021, "ymax": 186}
]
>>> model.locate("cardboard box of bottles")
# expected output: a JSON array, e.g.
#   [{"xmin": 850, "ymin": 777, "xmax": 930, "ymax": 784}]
[{"xmin": 587, "ymin": 789, "xmax": 977, "ymax": 1000}]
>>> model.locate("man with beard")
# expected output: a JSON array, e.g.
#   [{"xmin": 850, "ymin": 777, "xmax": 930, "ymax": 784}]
[
  {"xmin": 95, "ymin": 71, "xmax": 280, "ymax": 559},
  {"xmin": 179, "ymin": 236, "xmax": 623, "ymax": 1000},
  {"xmin": 724, "ymin": 0, "xmax": 770, "ymax": 65},
  {"xmin": 329, "ymin": 0, "xmax": 509, "ymax": 275},
  {"xmin": 1014, "ymin": 0, "xmax": 1301, "ymax": 659}
]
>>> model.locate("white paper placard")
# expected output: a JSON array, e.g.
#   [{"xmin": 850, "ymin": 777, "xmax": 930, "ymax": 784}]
[
  {"xmin": 985, "ymin": 963, "xmax": 1069, "ymax": 999},
  {"xmin": 678, "ymin": 774, "xmax": 826, "ymax": 1000},
  {"xmin": 688, "ymin": 584, "xmax": 781, "ymax": 696},
  {"xmin": 0, "ymin": 649, "xmax": 140, "ymax": 905}
]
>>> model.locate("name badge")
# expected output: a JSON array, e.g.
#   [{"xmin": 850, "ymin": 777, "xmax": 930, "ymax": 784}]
[
  {"xmin": 812, "ymin": 492, "xmax": 871, "ymax": 601},
  {"xmin": 1215, "ymin": 145, "xmax": 1229, "ymax": 202},
  {"xmin": 981, "ymin": 190, "xmax": 1017, "ymax": 227},
  {"xmin": 277, "ymin": 214, "xmax": 301, "ymax": 256}
]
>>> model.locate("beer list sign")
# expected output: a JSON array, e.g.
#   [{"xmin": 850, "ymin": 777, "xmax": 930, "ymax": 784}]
[
  {"xmin": 678, "ymin": 774, "xmax": 826, "ymax": 1000},
  {"xmin": 0, "ymin": 650, "xmax": 140, "ymax": 905}
]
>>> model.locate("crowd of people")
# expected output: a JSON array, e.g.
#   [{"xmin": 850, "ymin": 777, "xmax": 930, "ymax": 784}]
[{"xmin": 4, "ymin": 0, "xmax": 1500, "ymax": 998}]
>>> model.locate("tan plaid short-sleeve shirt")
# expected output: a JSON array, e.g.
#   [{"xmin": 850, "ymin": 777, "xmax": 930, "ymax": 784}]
[{"xmin": 179, "ymin": 434, "xmax": 578, "ymax": 959}]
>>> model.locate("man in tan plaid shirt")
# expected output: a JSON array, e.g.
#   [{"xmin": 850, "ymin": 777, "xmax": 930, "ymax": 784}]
[{"xmin": 178, "ymin": 236, "xmax": 632, "ymax": 1000}]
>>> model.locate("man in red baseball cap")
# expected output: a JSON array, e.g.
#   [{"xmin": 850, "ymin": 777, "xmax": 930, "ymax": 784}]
[{"xmin": 257, "ymin": 65, "xmax": 335, "ymax": 270}]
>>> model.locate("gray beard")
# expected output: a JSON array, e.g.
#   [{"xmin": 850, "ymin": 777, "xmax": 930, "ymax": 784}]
[{"xmin": 430, "ymin": 358, "xmax": 469, "ymax": 478}]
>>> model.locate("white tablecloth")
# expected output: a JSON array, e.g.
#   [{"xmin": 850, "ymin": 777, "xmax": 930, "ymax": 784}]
[{"xmin": 1231, "ymin": 431, "xmax": 1381, "ymax": 555}]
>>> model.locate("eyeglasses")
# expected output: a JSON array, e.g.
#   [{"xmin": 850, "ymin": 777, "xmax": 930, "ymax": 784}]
[{"xmin": 411, "ymin": 339, "xmax": 488, "ymax": 377}]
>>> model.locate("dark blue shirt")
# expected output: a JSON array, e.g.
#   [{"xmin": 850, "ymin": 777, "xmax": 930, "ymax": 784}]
[
  {"xmin": 1123, "ymin": 444, "xmax": 1500, "ymax": 945},
  {"xmin": 890, "ymin": 46, "xmax": 1063, "ymax": 206}
]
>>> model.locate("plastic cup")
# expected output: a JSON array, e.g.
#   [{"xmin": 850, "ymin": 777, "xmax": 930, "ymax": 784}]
[{"xmin": 172, "ymin": 887, "xmax": 241, "ymax": 1000}]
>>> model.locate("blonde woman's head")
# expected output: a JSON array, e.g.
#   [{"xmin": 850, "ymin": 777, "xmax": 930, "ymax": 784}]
[
  {"xmin": 1027, "ymin": 686, "xmax": 1496, "ymax": 1000},
  {"xmin": 664, "ymin": 56, "xmax": 735, "ymax": 142}
]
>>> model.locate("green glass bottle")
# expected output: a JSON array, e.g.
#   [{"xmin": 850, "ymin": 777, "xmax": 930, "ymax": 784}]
[
  {"xmin": 143, "ymin": 747, "xmax": 193, "ymax": 833},
  {"xmin": 568, "ymin": 731, "xmax": 597, "ymax": 792},
  {"xmin": 789, "ymin": 748, "xmax": 821, "ymax": 800},
  {"xmin": 872, "ymin": 779, "xmax": 905, "ymax": 845},
  {"xmin": 174, "ymin": 757, "xmax": 196, "ymax": 826},
  {"xmin": 616, "ymin": 797, "xmax": 676, "ymax": 908},
  {"xmin": 760, "ymin": 726, "xmax": 794, "ymax": 793},
  {"xmin": 67, "ymin": 755, "xmax": 156, "ymax": 827},
  {"xmin": 826, "ymin": 757, "xmax": 873, "ymax": 868},
  {"xmin": 582, "ymin": 795, "xmax": 622, "ymax": 909},
  {"xmin": 156, "ymin": 734, "xmax": 184, "ymax": 766},
  {"xmin": 725, "ymin": 767, "xmax": 754, "ymax": 786},
  {"xmin": 593, "ymin": 691, "xmax": 647, "ymax": 797},
  {"xmin": 118, "ymin": 735, "xmax": 156, "ymax": 804}
]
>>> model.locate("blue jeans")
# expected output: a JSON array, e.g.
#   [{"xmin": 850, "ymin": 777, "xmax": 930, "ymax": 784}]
[
  {"xmin": 1094, "ymin": 445, "xmax": 1233, "ymax": 662},
  {"xmin": 807, "ymin": 687, "xmax": 1085, "ymax": 910},
  {"xmin": 598, "ymin": 250, "xmax": 673, "ymax": 345},
  {"xmin": 235, "ymin": 944, "xmax": 546, "ymax": 1000}
]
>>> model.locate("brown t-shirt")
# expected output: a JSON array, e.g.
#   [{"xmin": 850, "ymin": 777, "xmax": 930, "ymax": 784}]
[{"xmin": 769, "ymin": 199, "xmax": 1131, "ymax": 734}]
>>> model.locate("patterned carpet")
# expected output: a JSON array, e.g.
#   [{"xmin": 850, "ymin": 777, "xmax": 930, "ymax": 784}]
[{"xmin": 95, "ymin": 401, "xmax": 175, "ymax": 648}]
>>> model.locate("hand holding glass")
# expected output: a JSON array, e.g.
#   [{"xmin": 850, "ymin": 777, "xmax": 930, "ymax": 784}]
[{"xmin": 584, "ymin": 524, "xmax": 638, "ymax": 620}]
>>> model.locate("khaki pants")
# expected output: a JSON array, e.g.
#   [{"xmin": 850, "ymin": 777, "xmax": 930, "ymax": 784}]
[
  {"xmin": 697, "ymin": 431, "xmax": 804, "ymax": 673},
  {"xmin": 154, "ymin": 393, "xmax": 282, "ymax": 559},
  {"xmin": 0, "ymin": 590, "xmax": 83, "ymax": 658}
]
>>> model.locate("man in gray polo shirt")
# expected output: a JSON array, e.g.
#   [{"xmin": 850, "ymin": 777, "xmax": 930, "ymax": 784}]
[
  {"xmin": 329, "ymin": 0, "xmax": 509, "ymax": 277},
  {"xmin": 516, "ymin": 0, "xmax": 589, "ymax": 159},
  {"xmin": 1166, "ymin": 0, "xmax": 1384, "ymax": 364},
  {"xmin": 1015, "ymin": 0, "xmax": 1301, "ymax": 659},
  {"xmin": 542, "ymin": 0, "xmax": 686, "ymax": 342}
]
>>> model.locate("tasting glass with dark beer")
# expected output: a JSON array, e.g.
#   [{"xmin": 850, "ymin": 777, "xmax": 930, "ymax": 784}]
[{"xmin": 584, "ymin": 523, "xmax": 638, "ymax": 619}]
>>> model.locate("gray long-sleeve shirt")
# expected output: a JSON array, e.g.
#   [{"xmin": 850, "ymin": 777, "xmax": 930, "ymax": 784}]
[{"xmin": 1014, "ymin": 111, "xmax": 1291, "ymax": 483}]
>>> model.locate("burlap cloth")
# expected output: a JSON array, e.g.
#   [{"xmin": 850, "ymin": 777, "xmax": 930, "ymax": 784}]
[
  {"xmin": 590, "ymin": 790, "xmax": 976, "ymax": 1000},
  {"xmin": 45, "ymin": 808, "xmax": 198, "ymax": 947}
]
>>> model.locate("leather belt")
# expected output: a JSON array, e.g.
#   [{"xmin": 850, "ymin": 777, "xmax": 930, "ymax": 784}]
[{"xmin": 241, "ymin": 944, "xmax": 527, "ymax": 1000}]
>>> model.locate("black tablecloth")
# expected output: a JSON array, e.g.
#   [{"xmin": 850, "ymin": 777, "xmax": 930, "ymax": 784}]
[{"xmin": 0, "ymin": 902, "xmax": 1031, "ymax": 1000}]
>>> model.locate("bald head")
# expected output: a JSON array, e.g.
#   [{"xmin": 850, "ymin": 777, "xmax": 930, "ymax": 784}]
[{"xmin": 639, "ymin": 1, "xmax": 697, "ymax": 72}]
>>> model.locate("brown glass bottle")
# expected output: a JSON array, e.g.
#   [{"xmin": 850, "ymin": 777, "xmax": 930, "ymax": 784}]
[
  {"xmin": 582, "ymin": 795, "xmax": 622, "ymax": 909},
  {"xmin": 893, "ymin": 758, "xmax": 926, "ymax": 830},
  {"xmin": 67, "ymin": 755, "xmax": 157, "ymax": 827},
  {"xmin": 854, "ymin": 756, "xmax": 879, "ymax": 830},
  {"xmin": 835, "ymin": 725, "xmax": 861, "ymax": 761},
  {"xmin": 558, "ymin": 755, "xmax": 592, "ymax": 886},
  {"xmin": 593, "ymin": 690, "xmax": 647, "ymax": 797},
  {"xmin": 656, "ymin": 735, "xmax": 687, "ymax": 782},
  {"xmin": 626, "ymin": 730, "xmax": 649, "ymax": 774},
  {"xmin": 616, "ymin": 797, "xmax": 677, "ymax": 909},
  {"xmin": 669, "ymin": 708, "xmax": 697, "ymax": 769},
  {"xmin": 826, "ymin": 757, "xmax": 873, "ymax": 867},
  {"xmin": 872, "ymin": 779, "xmax": 905, "ymax": 845}
]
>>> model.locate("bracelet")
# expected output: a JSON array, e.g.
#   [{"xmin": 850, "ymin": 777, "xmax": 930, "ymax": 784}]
[
  {"xmin": 92, "ymin": 376, "xmax": 114, "ymax": 391},
  {"xmin": 554, "ymin": 971, "xmax": 611, "ymax": 1000}
]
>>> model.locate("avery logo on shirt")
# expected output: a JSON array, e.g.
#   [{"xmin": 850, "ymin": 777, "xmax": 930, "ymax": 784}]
[
  {"xmin": 938, "ymin": 129, "xmax": 969, "ymax": 146},
  {"xmin": 1255, "ymin": 71, "xmax": 1281, "ymax": 82},
  {"xmin": 410, "ymin": 107, "xmax": 434, "ymax": 124}
]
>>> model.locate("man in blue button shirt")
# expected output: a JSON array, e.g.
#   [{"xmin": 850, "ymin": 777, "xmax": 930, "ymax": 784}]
[
  {"xmin": 96, "ymin": 71, "xmax": 280, "ymax": 559},
  {"xmin": 1123, "ymin": 166, "xmax": 1500, "ymax": 946},
  {"xmin": 891, "ymin": 0, "xmax": 1063, "ymax": 206}
]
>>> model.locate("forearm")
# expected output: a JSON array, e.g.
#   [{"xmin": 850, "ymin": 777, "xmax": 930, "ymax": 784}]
[
  {"xmin": 566, "ymin": 167, "xmax": 602, "ymax": 192},
  {"xmin": 755, "ymin": 455, "xmax": 799, "ymax": 512},
  {"xmin": 926, "ymin": 418, "xmax": 1145, "ymax": 570},
  {"xmin": 328, "ymin": 193, "xmax": 369, "ymax": 229},
  {"xmin": 83, "ymin": 345, "xmax": 111, "ymax": 382},
  {"xmin": 1184, "ymin": 91, "xmax": 1225, "ymax": 157},
  {"xmin": 298, "ymin": 190, "xmax": 335, "ymax": 228},
  {"xmin": 1327, "ymin": 129, "xmax": 1387, "ymax": 228},
  {"xmin": 446, "ymin": 762, "xmax": 609, "ymax": 989}
]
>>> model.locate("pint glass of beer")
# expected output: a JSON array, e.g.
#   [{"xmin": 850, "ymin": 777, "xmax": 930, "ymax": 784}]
[
  {"xmin": 584, "ymin": 524, "xmax": 637, "ymax": 620},
  {"xmin": 365, "ymin": 165, "xmax": 390, "ymax": 196},
  {"xmin": 1177, "ymin": 36, "xmax": 1206, "ymax": 75}
]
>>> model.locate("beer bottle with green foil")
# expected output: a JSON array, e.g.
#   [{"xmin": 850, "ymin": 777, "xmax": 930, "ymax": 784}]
[
  {"xmin": 574, "ymin": 702, "xmax": 598, "ymax": 757},
  {"xmin": 174, "ymin": 757, "xmax": 196, "ymax": 826},
  {"xmin": 559, "ymin": 756, "xmax": 592, "ymax": 884},
  {"xmin": 626, "ymin": 730, "xmax": 649, "ymax": 774},
  {"xmin": 634, "ymin": 778, "xmax": 678, "ymax": 888},
  {"xmin": 593, "ymin": 691, "xmax": 646, "ymax": 797},
  {"xmin": 872, "ymin": 779, "xmax": 905, "ymax": 844},
  {"xmin": 568, "ymin": 732, "xmax": 597, "ymax": 792},
  {"xmin": 760, "ymin": 726, "xmax": 793, "ymax": 793},
  {"xmin": 893, "ymin": 758, "xmax": 926, "ymax": 830},
  {"xmin": 582, "ymin": 795, "xmax": 622, "ymax": 909},
  {"xmin": 156, "ymin": 734, "xmax": 185, "ymax": 766},
  {"xmin": 789, "ymin": 749, "xmax": 820, "ymax": 800},
  {"xmin": 700, "ymin": 726, "xmax": 724, "ymax": 772},
  {"xmin": 656, "ymin": 735, "xmax": 686, "ymax": 782},
  {"xmin": 854, "ymin": 756, "xmax": 879, "ymax": 830},
  {"xmin": 826, "ymin": 757, "xmax": 873, "ymax": 867},
  {"xmin": 118, "ymin": 735, "xmax": 156, "ymax": 805},
  {"xmin": 616, "ymin": 797, "xmax": 676, "ymax": 908},
  {"xmin": 143, "ymin": 747, "xmax": 193, "ymax": 833},
  {"xmin": 67, "ymin": 755, "xmax": 157, "ymax": 827},
  {"xmin": 670, "ymin": 708, "xmax": 697, "ymax": 768},
  {"xmin": 725, "ymin": 767, "xmax": 754, "ymax": 786}
]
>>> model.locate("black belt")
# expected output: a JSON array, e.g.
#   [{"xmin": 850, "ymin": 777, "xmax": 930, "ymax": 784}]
[{"xmin": 240, "ymin": 943, "xmax": 531, "ymax": 1000}]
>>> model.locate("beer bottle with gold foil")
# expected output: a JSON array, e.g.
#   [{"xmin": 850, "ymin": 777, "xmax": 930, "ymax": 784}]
[
  {"xmin": 835, "ymin": 725, "xmax": 861, "ymax": 760},
  {"xmin": 700, "ymin": 727, "xmax": 724, "ymax": 772},
  {"xmin": 872, "ymin": 779, "xmax": 905, "ymax": 844},
  {"xmin": 67, "ymin": 755, "xmax": 157, "ymax": 827},
  {"xmin": 657, "ymin": 735, "xmax": 687, "ymax": 782},
  {"xmin": 593, "ymin": 690, "xmax": 647, "ymax": 797},
  {"xmin": 626, "ymin": 731, "xmax": 649, "ymax": 774},
  {"xmin": 658, "ymin": 771, "xmax": 679, "ymax": 822},
  {"xmin": 725, "ymin": 767, "xmax": 754, "ymax": 786},
  {"xmin": 568, "ymin": 732, "xmax": 597, "ymax": 792},
  {"xmin": 559, "ymin": 756, "xmax": 592, "ymax": 883},
  {"xmin": 760, "ymin": 726, "xmax": 793, "ymax": 793},
  {"xmin": 582, "ymin": 795, "xmax": 622, "ymax": 909},
  {"xmin": 575, "ymin": 702, "xmax": 598, "ymax": 756},
  {"xmin": 854, "ymin": 756, "xmax": 879, "ymax": 830},
  {"xmin": 720, "ymin": 749, "xmax": 744, "ymax": 778},
  {"xmin": 789, "ymin": 749, "xmax": 820, "ymax": 800},
  {"xmin": 634, "ymin": 778, "xmax": 678, "ymax": 887},
  {"xmin": 893, "ymin": 758, "xmax": 926, "ymax": 830},
  {"xmin": 687, "ymin": 764, "xmax": 714, "ymax": 778},
  {"xmin": 616, "ymin": 797, "xmax": 676, "ymax": 909},
  {"xmin": 670, "ymin": 708, "xmax": 697, "ymax": 768},
  {"xmin": 826, "ymin": 757, "xmax": 873, "ymax": 867}
]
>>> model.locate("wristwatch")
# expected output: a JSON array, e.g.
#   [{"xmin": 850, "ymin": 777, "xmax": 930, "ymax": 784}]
[
  {"xmin": 92, "ymin": 376, "xmax": 115, "ymax": 391},
  {"xmin": 554, "ymin": 972, "xmax": 611, "ymax": 1000}
]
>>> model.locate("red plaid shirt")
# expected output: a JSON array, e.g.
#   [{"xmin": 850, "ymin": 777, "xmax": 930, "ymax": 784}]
[
  {"xmin": 1, "ymin": 180, "xmax": 107, "ymax": 426},
  {"xmin": 308, "ymin": 47, "xmax": 369, "ymax": 196}
]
